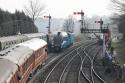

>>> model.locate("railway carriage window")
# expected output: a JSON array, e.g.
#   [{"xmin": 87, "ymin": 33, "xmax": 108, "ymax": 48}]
[
  {"xmin": 45, "ymin": 48, "xmax": 47, "ymax": 52},
  {"xmin": 17, "ymin": 71, "xmax": 21, "ymax": 80}
]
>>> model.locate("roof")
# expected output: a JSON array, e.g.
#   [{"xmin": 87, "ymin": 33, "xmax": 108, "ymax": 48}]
[
  {"xmin": 0, "ymin": 35, "xmax": 28, "ymax": 43},
  {"xmin": 18, "ymin": 38, "xmax": 47, "ymax": 51},
  {"xmin": 0, "ymin": 59, "xmax": 17, "ymax": 83},
  {"xmin": 0, "ymin": 46, "xmax": 33, "ymax": 66},
  {"xmin": 24, "ymin": 33, "xmax": 46, "ymax": 38}
]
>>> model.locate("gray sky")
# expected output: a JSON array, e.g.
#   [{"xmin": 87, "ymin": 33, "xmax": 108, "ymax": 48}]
[{"xmin": 0, "ymin": 0, "xmax": 111, "ymax": 18}]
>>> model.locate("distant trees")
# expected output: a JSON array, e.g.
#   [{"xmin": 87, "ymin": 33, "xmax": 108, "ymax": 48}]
[
  {"xmin": 0, "ymin": 8, "xmax": 38, "ymax": 37},
  {"xmin": 110, "ymin": 0, "xmax": 125, "ymax": 38},
  {"xmin": 24, "ymin": 0, "xmax": 45, "ymax": 23},
  {"xmin": 63, "ymin": 15, "xmax": 74, "ymax": 33}
]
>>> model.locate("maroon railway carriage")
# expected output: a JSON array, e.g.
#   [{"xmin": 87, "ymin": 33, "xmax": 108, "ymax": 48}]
[{"xmin": 0, "ymin": 38, "xmax": 47, "ymax": 83}]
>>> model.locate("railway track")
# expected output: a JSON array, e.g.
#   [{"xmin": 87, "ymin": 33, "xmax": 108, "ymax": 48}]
[
  {"xmin": 29, "ymin": 40, "xmax": 107, "ymax": 83},
  {"xmin": 28, "ymin": 40, "xmax": 95, "ymax": 83},
  {"xmin": 43, "ymin": 42, "xmax": 96, "ymax": 83},
  {"xmin": 78, "ymin": 44, "xmax": 107, "ymax": 83}
]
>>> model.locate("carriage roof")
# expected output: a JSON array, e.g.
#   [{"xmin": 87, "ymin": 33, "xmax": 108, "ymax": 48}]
[
  {"xmin": 0, "ymin": 35, "xmax": 28, "ymax": 42},
  {"xmin": 24, "ymin": 33, "xmax": 46, "ymax": 38},
  {"xmin": 0, "ymin": 45, "xmax": 33, "ymax": 66},
  {"xmin": 18, "ymin": 38, "xmax": 47, "ymax": 51},
  {"xmin": 0, "ymin": 38, "xmax": 47, "ymax": 65},
  {"xmin": 0, "ymin": 58, "xmax": 17, "ymax": 83}
]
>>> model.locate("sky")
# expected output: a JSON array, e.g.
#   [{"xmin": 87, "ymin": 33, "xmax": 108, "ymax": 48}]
[{"xmin": 0, "ymin": 0, "xmax": 111, "ymax": 18}]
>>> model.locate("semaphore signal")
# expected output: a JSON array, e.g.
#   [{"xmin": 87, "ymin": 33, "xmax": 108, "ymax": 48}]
[
  {"xmin": 73, "ymin": 10, "xmax": 85, "ymax": 33},
  {"xmin": 44, "ymin": 14, "xmax": 51, "ymax": 34}
]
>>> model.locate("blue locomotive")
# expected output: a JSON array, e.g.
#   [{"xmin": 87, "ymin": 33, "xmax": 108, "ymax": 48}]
[{"xmin": 53, "ymin": 31, "xmax": 74, "ymax": 52}]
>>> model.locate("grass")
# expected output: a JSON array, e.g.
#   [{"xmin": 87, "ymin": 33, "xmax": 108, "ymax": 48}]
[
  {"xmin": 112, "ymin": 40, "xmax": 125, "ymax": 65},
  {"xmin": 116, "ymin": 57, "xmax": 125, "ymax": 65},
  {"xmin": 111, "ymin": 41, "xmax": 122, "ymax": 49}
]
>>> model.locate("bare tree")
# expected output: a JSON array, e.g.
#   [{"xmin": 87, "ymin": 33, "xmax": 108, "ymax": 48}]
[
  {"xmin": 111, "ymin": 0, "xmax": 125, "ymax": 14},
  {"xmin": 110, "ymin": 0, "xmax": 125, "ymax": 38},
  {"xmin": 63, "ymin": 15, "xmax": 75, "ymax": 33},
  {"xmin": 24, "ymin": 0, "xmax": 45, "ymax": 23}
]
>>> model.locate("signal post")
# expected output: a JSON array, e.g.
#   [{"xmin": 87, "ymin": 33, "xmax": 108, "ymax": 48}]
[
  {"xmin": 74, "ymin": 10, "xmax": 85, "ymax": 33},
  {"xmin": 44, "ymin": 14, "xmax": 51, "ymax": 34},
  {"xmin": 44, "ymin": 14, "xmax": 52, "ymax": 50}
]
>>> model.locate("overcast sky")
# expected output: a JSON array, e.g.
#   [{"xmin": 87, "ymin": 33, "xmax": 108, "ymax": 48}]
[{"xmin": 0, "ymin": 0, "xmax": 111, "ymax": 18}]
